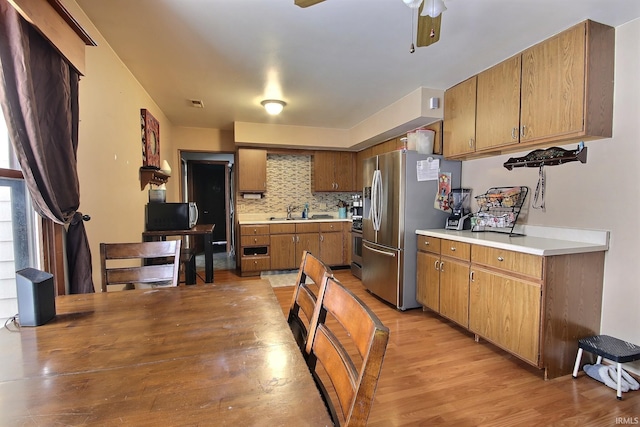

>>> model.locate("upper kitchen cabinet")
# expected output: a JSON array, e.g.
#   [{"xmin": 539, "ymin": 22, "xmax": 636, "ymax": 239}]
[
  {"xmin": 237, "ymin": 148, "xmax": 267, "ymax": 193},
  {"xmin": 475, "ymin": 55, "xmax": 522, "ymax": 151},
  {"xmin": 443, "ymin": 76, "xmax": 477, "ymax": 158},
  {"xmin": 312, "ymin": 151, "xmax": 356, "ymax": 192},
  {"xmin": 519, "ymin": 20, "xmax": 614, "ymax": 146},
  {"xmin": 447, "ymin": 20, "xmax": 614, "ymax": 160}
]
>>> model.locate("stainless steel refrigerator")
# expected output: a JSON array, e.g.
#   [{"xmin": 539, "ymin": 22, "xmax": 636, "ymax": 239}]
[{"xmin": 362, "ymin": 150, "xmax": 461, "ymax": 310}]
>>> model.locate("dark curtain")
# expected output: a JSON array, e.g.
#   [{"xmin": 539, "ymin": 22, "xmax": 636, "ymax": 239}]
[{"xmin": 0, "ymin": 2, "xmax": 94, "ymax": 293}]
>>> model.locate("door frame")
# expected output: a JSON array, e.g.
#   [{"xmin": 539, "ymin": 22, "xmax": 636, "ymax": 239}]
[{"xmin": 184, "ymin": 159, "xmax": 231, "ymax": 253}]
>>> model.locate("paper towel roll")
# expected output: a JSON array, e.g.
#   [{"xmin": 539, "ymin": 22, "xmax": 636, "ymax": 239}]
[{"xmin": 161, "ymin": 160, "xmax": 172, "ymax": 176}]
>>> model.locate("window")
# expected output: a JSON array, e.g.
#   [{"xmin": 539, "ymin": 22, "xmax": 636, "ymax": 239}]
[{"xmin": 0, "ymin": 110, "xmax": 40, "ymax": 320}]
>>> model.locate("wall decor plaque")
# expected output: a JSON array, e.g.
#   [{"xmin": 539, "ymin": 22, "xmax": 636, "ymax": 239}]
[{"xmin": 141, "ymin": 109, "xmax": 160, "ymax": 169}]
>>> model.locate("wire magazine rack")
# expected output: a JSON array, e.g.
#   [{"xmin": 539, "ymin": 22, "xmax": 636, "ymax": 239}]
[{"xmin": 471, "ymin": 186, "xmax": 528, "ymax": 236}]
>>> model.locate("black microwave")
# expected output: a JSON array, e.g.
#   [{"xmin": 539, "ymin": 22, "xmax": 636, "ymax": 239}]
[{"xmin": 145, "ymin": 202, "xmax": 198, "ymax": 231}]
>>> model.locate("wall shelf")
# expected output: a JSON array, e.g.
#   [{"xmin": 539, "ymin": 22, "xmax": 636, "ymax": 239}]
[
  {"xmin": 140, "ymin": 168, "xmax": 169, "ymax": 190},
  {"xmin": 503, "ymin": 144, "xmax": 587, "ymax": 170}
]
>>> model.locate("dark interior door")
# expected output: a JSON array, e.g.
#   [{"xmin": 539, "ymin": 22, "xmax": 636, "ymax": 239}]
[{"xmin": 188, "ymin": 161, "xmax": 229, "ymax": 253}]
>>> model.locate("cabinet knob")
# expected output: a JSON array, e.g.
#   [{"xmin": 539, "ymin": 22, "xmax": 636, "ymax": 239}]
[
  {"xmin": 470, "ymin": 271, "xmax": 475, "ymax": 282},
  {"xmin": 450, "ymin": 246, "xmax": 456, "ymax": 251},
  {"xmin": 254, "ymin": 238, "xmax": 258, "ymax": 243},
  {"xmin": 497, "ymin": 256, "xmax": 504, "ymax": 262},
  {"xmin": 511, "ymin": 127, "xmax": 517, "ymax": 140},
  {"xmin": 424, "ymin": 241, "xmax": 429, "ymax": 246},
  {"xmin": 434, "ymin": 260, "xmax": 440, "ymax": 270},
  {"xmin": 440, "ymin": 261, "xmax": 444, "ymax": 272},
  {"xmin": 520, "ymin": 125, "xmax": 526, "ymax": 138}
]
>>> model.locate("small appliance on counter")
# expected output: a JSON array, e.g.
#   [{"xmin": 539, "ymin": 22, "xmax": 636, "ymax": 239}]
[
  {"xmin": 445, "ymin": 188, "xmax": 472, "ymax": 231},
  {"xmin": 351, "ymin": 194, "xmax": 363, "ymax": 221},
  {"xmin": 146, "ymin": 202, "xmax": 198, "ymax": 231}
]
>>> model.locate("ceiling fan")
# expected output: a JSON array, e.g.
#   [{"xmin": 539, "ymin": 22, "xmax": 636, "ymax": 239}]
[{"xmin": 294, "ymin": 0, "xmax": 446, "ymax": 50}]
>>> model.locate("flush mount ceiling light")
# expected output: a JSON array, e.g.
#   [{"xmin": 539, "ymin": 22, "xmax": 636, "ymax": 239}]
[{"xmin": 261, "ymin": 99, "xmax": 286, "ymax": 115}]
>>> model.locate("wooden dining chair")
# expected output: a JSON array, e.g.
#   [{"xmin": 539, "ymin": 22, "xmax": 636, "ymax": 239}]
[
  {"xmin": 305, "ymin": 275, "xmax": 390, "ymax": 426},
  {"xmin": 287, "ymin": 250, "xmax": 333, "ymax": 356},
  {"xmin": 100, "ymin": 240, "xmax": 182, "ymax": 292}
]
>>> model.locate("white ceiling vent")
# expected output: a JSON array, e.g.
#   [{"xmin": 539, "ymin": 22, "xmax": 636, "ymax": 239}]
[{"xmin": 190, "ymin": 99, "xmax": 204, "ymax": 108}]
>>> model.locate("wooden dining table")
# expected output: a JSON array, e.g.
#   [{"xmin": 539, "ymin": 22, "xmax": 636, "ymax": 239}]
[
  {"xmin": 0, "ymin": 281, "xmax": 332, "ymax": 426},
  {"xmin": 142, "ymin": 224, "xmax": 216, "ymax": 283}
]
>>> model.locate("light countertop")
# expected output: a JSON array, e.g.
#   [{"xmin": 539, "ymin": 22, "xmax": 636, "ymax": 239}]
[
  {"xmin": 416, "ymin": 225, "xmax": 609, "ymax": 256},
  {"xmin": 238, "ymin": 218, "xmax": 352, "ymax": 225}
]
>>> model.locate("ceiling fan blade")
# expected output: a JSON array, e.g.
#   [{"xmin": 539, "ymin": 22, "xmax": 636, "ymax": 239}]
[
  {"xmin": 294, "ymin": 0, "xmax": 326, "ymax": 7},
  {"xmin": 417, "ymin": 14, "xmax": 442, "ymax": 47}
]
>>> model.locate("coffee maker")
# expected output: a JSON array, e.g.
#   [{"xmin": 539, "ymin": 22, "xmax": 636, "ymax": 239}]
[{"xmin": 445, "ymin": 188, "xmax": 472, "ymax": 230}]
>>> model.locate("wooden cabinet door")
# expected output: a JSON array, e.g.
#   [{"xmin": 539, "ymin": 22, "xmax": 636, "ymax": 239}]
[
  {"xmin": 469, "ymin": 268, "xmax": 541, "ymax": 365},
  {"xmin": 476, "ymin": 55, "xmax": 522, "ymax": 151},
  {"xmin": 270, "ymin": 234, "xmax": 296, "ymax": 270},
  {"xmin": 520, "ymin": 23, "xmax": 586, "ymax": 143},
  {"xmin": 438, "ymin": 258, "xmax": 470, "ymax": 327},
  {"xmin": 443, "ymin": 76, "xmax": 477, "ymax": 158},
  {"xmin": 416, "ymin": 251, "xmax": 441, "ymax": 312},
  {"xmin": 313, "ymin": 151, "xmax": 336, "ymax": 191},
  {"xmin": 237, "ymin": 148, "xmax": 267, "ymax": 192},
  {"xmin": 295, "ymin": 233, "xmax": 320, "ymax": 266},
  {"xmin": 333, "ymin": 152, "xmax": 355, "ymax": 192},
  {"xmin": 319, "ymin": 231, "xmax": 343, "ymax": 266}
]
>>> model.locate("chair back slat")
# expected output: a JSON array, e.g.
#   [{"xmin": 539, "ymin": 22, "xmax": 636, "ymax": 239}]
[
  {"xmin": 100, "ymin": 240, "xmax": 181, "ymax": 292},
  {"xmin": 306, "ymin": 276, "xmax": 389, "ymax": 426},
  {"xmin": 287, "ymin": 251, "xmax": 333, "ymax": 354}
]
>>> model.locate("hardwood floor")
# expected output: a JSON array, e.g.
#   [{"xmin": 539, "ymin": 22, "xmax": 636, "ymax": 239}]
[{"xmin": 210, "ymin": 267, "xmax": 640, "ymax": 426}]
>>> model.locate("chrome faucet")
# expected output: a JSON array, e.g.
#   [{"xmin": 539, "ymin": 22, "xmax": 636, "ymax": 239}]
[{"xmin": 286, "ymin": 204, "xmax": 298, "ymax": 219}]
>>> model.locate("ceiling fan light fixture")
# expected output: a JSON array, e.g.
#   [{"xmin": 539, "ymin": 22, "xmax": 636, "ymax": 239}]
[
  {"xmin": 402, "ymin": 0, "xmax": 423, "ymax": 9},
  {"xmin": 420, "ymin": 0, "xmax": 446, "ymax": 17},
  {"xmin": 261, "ymin": 99, "xmax": 286, "ymax": 115}
]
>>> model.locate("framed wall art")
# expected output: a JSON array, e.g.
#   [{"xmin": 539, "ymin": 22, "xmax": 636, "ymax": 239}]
[{"xmin": 141, "ymin": 108, "xmax": 160, "ymax": 169}]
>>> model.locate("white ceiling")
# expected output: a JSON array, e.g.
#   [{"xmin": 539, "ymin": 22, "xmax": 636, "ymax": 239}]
[{"xmin": 75, "ymin": 0, "xmax": 640, "ymax": 133}]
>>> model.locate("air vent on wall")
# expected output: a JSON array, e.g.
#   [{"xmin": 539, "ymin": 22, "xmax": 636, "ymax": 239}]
[{"xmin": 190, "ymin": 99, "xmax": 204, "ymax": 108}]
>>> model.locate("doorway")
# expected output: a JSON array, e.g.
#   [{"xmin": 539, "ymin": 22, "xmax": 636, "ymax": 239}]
[{"xmin": 182, "ymin": 153, "xmax": 236, "ymax": 273}]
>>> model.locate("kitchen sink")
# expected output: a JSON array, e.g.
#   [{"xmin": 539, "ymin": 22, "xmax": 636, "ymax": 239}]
[{"xmin": 269, "ymin": 217, "xmax": 303, "ymax": 221}]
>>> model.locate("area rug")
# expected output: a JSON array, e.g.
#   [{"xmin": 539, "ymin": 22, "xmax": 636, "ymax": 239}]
[{"xmin": 260, "ymin": 270, "xmax": 308, "ymax": 288}]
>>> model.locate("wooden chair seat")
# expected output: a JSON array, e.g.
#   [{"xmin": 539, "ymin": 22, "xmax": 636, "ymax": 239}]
[{"xmin": 100, "ymin": 240, "xmax": 182, "ymax": 292}]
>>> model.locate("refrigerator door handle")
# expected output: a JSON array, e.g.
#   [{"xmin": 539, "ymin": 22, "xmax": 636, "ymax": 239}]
[
  {"xmin": 363, "ymin": 242, "xmax": 396, "ymax": 257},
  {"xmin": 371, "ymin": 170, "xmax": 382, "ymax": 232}
]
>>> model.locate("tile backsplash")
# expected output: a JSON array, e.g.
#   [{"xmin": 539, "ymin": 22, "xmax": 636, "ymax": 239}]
[{"xmin": 236, "ymin": 154, "xmax": 356, "ymax": 218}]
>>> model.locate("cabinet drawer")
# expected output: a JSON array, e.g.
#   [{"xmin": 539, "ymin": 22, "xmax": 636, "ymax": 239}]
[
  {"xmin": 241, "ymin": 235, "xmax": 270, "ymax": 247},
  {"xmin": 240, "ymin": 224, "xmax": 269, "ymax": 235},
  {"xmin": 319, "ymin": 222, "xmax": 341, "ymax": 232},
  {"xmin": 241, "ymin": 256, "xmax": 270, "ymax": 272},
  {"xmin": 417, "ymin": 235, "xmax": 441, "ymax": 254},
  {"xmin": 441, "ymin": 239, "xmax": 471, "ymax": 261},
  {"xmin": 471, "ymin": 245, "xmax": 542, "ymax": 279},
  {"xmin": 270, "ymin": 223, "xmax": 295, "ymax": 234},
  {"xmin": 296, "ymin": 222, "xmax": 319, "ymax": 233}
]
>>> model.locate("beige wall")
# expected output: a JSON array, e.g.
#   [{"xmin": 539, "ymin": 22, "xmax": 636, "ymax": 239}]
[
  {"xmin": 64, "ymin": 1, "xmax": 175, "ymax": 288},
  {"xmin": 461, "ymin": 18, "xmax": 640, "ymax": 372}
]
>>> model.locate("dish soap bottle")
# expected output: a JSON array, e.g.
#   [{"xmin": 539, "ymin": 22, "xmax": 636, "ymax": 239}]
[{"xmin": 302, "ymin": 203, "xmax": 309, "ymax": 219}]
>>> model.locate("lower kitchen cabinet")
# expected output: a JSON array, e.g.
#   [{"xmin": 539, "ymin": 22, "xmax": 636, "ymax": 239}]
[
  {"xmin": 439, "ymin": 258, "xmax": 470, "ymax": 327},
  {"xmin": 416, "ymin": 250, "xmax": 440, "ymax": 311},
  {"xmin": 241, "ymin": 221, "xmax": 348, "ymax": 275},
  {"xmin": 416, "ymin": 232, "xmax": 606, "ymax": 379},
  {"xmin": 238, "ymin": 224, "xmax": 270, "ymax": 276},
  {"xmin": 469, "ymin": 268, "xmax": 541, "ymax": 365},
  {"xmin": 416, "ymin": 235, "xmax": 470, "ymax": 327},
  {"xmin": 319, "ymin": 222, "xmax": 344, "ymax": 266}
]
